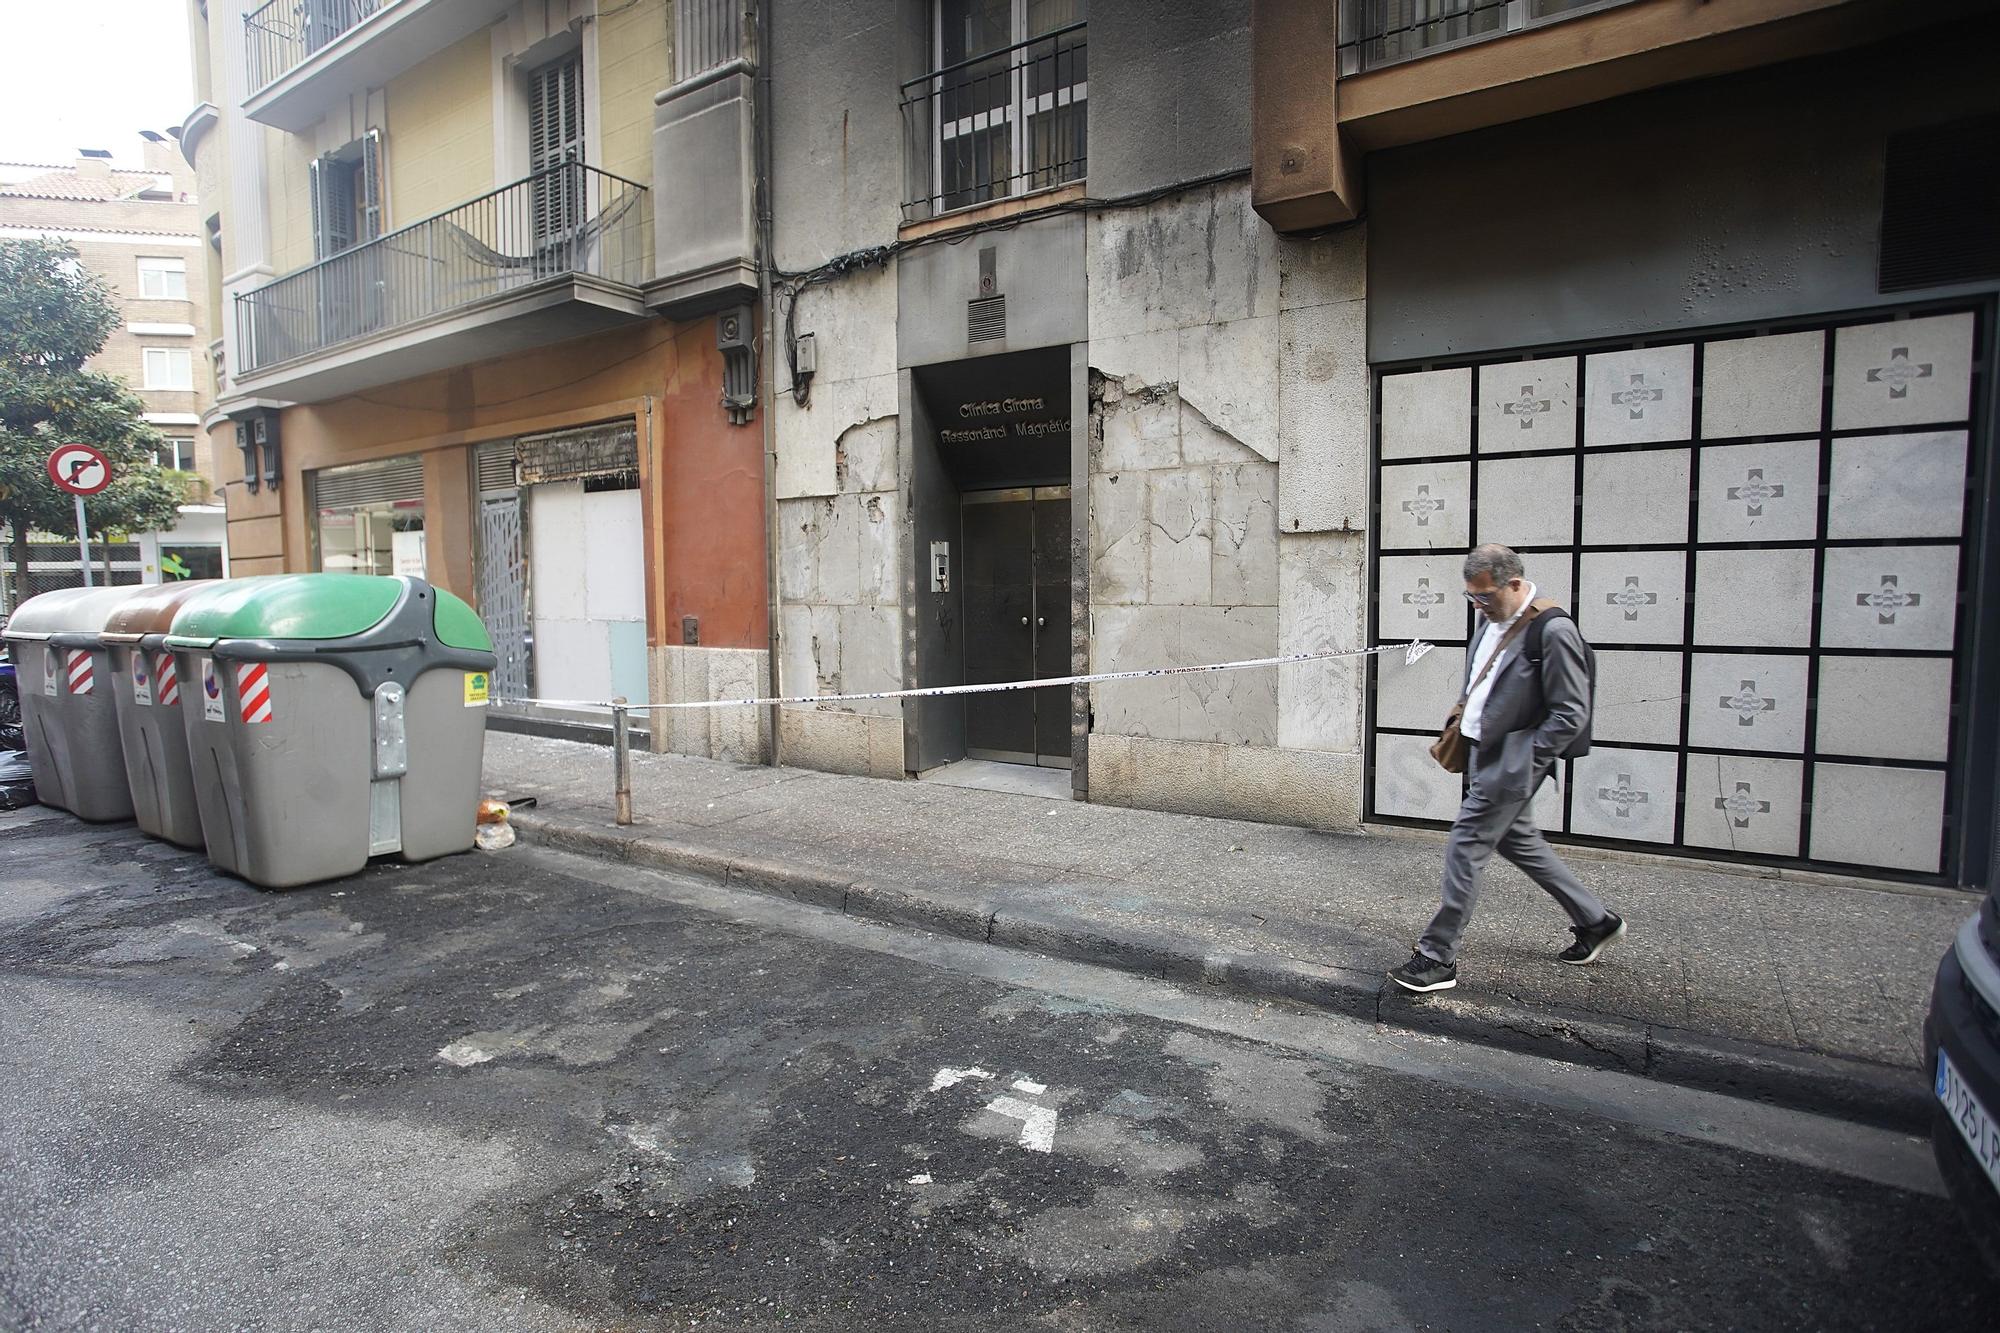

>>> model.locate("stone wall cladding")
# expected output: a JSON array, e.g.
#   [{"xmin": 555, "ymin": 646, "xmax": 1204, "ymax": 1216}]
[
  {"xmin": 648, "ymin": 645, "xmax": 772, "ymax": 763},
  {"xmin": 1085, "ymin": 179, "xmax": 1370, "ymax": 826}
]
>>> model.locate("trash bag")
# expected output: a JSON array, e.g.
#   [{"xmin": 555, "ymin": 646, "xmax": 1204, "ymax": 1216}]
[
  {"xmin": 0, "ymin": 680, "xmax": 21, "ymax": 752},
  {"xmin": 0, "ymin": 749, "xmax": 36, "ymax": 812},
  {"xmin": 474, "ymin": 821, "xmax": 515, "ymax": 851}
]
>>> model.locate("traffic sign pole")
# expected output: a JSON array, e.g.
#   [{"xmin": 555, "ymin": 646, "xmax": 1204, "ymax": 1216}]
[
  {"xmin": 75, "ymin": 493, "xmax": 92, "ymax": 587},
  {"xmin": 46, "ymin": 444, "xmax": 112, "ymax": 589}
]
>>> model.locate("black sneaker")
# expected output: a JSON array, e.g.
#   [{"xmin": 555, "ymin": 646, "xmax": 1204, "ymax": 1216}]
[
  {"xmin": 1388, "ymin": 949, "xmax": 1457, "ymax": 993},
  {"xmin": 1560, "ymin": 912, "xmax": 1626, "ymax": 966}
]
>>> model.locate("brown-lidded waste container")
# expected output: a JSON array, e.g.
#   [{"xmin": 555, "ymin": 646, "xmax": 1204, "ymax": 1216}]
[{"xmin": 101, "ymin": 580, "xmax": 219, "ymax": 847}]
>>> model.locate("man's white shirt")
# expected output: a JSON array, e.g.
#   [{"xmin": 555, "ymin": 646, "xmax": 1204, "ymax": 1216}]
[{"xmin": 1459, "ymin": 582, "xmax": 1535, "ymax": 744}]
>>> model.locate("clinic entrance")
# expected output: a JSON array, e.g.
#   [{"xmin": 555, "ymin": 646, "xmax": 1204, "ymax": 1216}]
[
  {"xmin": 906, "ymin": 345, "xmax": 1078, "ymax": 778},
  {"xmin": 962, "ymin": 486, "xmax": 1071, "ymax": 765}
]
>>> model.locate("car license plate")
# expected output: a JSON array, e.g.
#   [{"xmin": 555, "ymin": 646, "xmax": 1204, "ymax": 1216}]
[{"xmin": 1936, "ymin": 1048, "xmax": 2000, "ymax": 1195}]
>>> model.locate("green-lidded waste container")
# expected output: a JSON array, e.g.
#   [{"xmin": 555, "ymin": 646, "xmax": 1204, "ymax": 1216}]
[
  {"xmin": 101, "ymin": 580, "xmax": 220, "ymax": 847},
  {"xmin": 164, "ymin": 574, "xmax": 499, "ymax": 889},
  {"xmin": 2, "ymin": 585, "xmax": 155, "ymax": 821}
]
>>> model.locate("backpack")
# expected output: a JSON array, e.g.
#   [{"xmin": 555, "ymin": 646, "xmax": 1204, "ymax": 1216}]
[{"xmin": 1523, "ymin": 602, "xmax": 1595, "ymax": 760}]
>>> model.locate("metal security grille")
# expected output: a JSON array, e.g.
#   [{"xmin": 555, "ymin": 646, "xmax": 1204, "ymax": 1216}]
[
  {"xmin": 476, "ymin": 441, "xmax": 519, "ymax": 495},
  {"xmin": 477, "ymin": 494, "xmax": 532, "ymax": 705},
  {"xmin": 968, "ymin": 294, "xmax": 1007, "ymax": 342},
  {"xmin": 1365, "ymin": 304, "xmax": 1989, "ymax": 883},
  {"xmin": 516, "ymin": 420, "xmax": 638, "ymax": 486},
  {"xmin": 312, "ymin": 457, "xmax": 423, "ymax": 509},
  {"xmin": 1879, "ymin": 114, "xmax": 2000, "ymax": 293}
]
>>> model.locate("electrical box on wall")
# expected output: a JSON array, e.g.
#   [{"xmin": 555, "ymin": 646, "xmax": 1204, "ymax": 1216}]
[{"xmin": 930, "ymin": 541, "xmax": 950, "ymax": 593}]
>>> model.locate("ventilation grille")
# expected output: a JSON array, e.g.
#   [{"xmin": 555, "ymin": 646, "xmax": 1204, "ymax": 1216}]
[
  {"xmin": 1879, "ymin": 113, "xmax": 2000, "ymax": 293},
  {"xmin": 517, "ymin": 419, "xmax": 639, "ymax": 486},
  {"xmin": 312, "ymin": 458, "xmax": 424, "ymax": 510},
  {"xmin": 968, "ymin": 294, "xmax": 1007, "ymax": 342},
  {"xmin": 475, "ymin": 442, "xmax": 518, "ymax": 494}
]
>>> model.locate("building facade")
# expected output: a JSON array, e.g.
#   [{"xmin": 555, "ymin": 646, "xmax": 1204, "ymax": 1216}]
[
  {"xmin": 765, "ymin": 0, "xmax": 2000, "ymax": 887},
  {"xmin": 0, "ymin": 136, "xmax": 227, "ymax": 595},
  {"xmin": 182, "ymin": 0, "xmax": 769, "ymax": 758}
]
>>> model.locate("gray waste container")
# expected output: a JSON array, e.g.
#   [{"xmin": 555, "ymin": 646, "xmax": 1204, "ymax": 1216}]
[
  {"xmin": 102, "ymin": 580, "xmax": 221, "ymax": 847},
  {"xmin": 164, "ymin": 573, "xmax": 499, "ymax": 889},
  {"xmin": 2, "ymin": 585, "xmax": 154, "ymax": 821}
]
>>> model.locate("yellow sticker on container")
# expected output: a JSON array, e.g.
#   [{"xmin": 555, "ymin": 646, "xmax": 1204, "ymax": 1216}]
[{"xmin": 464, "ymin": 671, "xmax": 490, "ymax": 706}]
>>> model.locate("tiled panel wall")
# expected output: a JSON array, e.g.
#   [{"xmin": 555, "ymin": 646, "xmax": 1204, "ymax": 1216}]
[{"xmin": 1367, "ymin": 308, "xmax": 1983, "ymax": 879}]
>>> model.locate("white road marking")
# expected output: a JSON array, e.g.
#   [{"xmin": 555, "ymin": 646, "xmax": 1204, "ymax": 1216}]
[
  {"xmin": 436, "ymin": 1041, "xmax": 495, "ymax": 1067},
  {"xmin": 1011, "ymin": 1078, "xmax": 1047, "ymax": 1094},
  {"xmin": 987, "ymin": 1095, "xmax": 1058, "ymax": 1152},
  {"xmin": 930, "ymin": 1065, "xmax": 994, "ymax": 1091}
]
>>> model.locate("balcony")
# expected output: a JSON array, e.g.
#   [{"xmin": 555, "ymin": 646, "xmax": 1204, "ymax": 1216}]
[
  {"xmin": 234, "ymin": 162, "xmax": 651, "ymax": 403},
  {"xmin": 899, "ymin": 21, "xmax": 1088, "ymax": 224},
  {"xmin": 1335, "ymin": 0, "xmax": 1632, "ymax": 75},
  {"xmin": 243, "ymin": 0, "xmax": 513, "ymax": 132}
]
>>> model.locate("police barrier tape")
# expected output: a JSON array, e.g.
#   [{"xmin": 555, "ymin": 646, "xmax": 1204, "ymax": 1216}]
[{"xmin": 495, "ymin": 640, "xmax": 1435, "ymax": 714}]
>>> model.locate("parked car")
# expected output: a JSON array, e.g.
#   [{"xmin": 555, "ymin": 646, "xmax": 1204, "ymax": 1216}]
[{"xmin": 1924, "ymin": 886, "xmax": 2000, "ymax": 1275}]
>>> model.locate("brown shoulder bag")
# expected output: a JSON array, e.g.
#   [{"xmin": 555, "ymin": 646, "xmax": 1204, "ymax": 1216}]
[{"xmin": 1429, "ymin": 600, "xmax": 1554, "ymax": 773}]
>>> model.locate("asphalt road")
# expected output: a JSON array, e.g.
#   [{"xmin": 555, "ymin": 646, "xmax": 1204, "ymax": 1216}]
[{"xmin": 1, "ymin": 805, "xmax": 1994, "ymax": 1332}]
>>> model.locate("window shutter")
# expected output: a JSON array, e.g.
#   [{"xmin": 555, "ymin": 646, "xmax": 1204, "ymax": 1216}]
[
  {"xmin": 312, "ymin": 458, "xmax": 426, "ymax": 509},
  {"xmin": 361, "ymin": 128, "xmax": 384, "ymax": 241},
  {"xmin": 309, "ymin": 157, "xmax": 326, "ymax": 260}
]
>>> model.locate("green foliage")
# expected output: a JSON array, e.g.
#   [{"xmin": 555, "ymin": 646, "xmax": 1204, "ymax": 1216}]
[{"xmin": 0, "ymin": 238, "xmax": 185, "ymax": 540}]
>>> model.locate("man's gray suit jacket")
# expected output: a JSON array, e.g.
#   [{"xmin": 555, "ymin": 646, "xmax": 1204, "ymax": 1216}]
[{"xmin": 1462, "ymin": 610, "xmax": 1592, "ymax": 803}]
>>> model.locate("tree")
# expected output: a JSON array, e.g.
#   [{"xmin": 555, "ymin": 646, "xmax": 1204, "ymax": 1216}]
[{"xmin": 0, "ymin": 237, "xmax": 185, "ymax": 609}]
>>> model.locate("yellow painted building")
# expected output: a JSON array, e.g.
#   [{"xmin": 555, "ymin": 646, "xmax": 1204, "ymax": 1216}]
[{"xmin": 181, "ymin": 0, "xmax": 772, "ymax": 761}]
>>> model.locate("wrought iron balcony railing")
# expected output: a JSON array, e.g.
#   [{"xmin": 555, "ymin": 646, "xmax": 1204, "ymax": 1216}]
[
  {"xmin": 900, "ymin": 21, "xmax": 1087, "ymax": 222},
  {"xmin": 235, "ymin": 161, "xmax": 649, "ymax": 376},
  {"xmin": 1336, "ymin": 0, "xmax": 1633, "ymax": 75},
  {"xmin": 245, "ymin": 0, "xmax": 386, "ymax": 91}
]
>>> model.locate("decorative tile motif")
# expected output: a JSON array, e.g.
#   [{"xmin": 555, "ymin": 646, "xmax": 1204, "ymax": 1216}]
[
  {"xmin": 1476, "ymin": 455, "xmax": 1575, "ymax": 547},
  {"xmin": 1819, "ymin": 545, "xmax": 1959, "ymax": 652},
  {"xmin": 1478, "ymin": 357, "xmax": 1577, "ymax": 454},
  {"xmin": 1378, "ymin": 554, "xmax": 1469, "ymax": 643},
  {"xmin": 1697, "ymin": 440, "xmax": 1820, "ymax": 544},
  {"xmin": 1682, "ymin": 755, "xmax": 1803, "ymax": 857},
  {"xmin": 1831, "ymin": 312, "xmax": 1975, "ymax": 429},
  {"xmin": 1381, "ymin": 367, "xmax": 1473, "ymax": 460},
  {"xmin": 1814, "ymin": 656, "xmax": 1954, "ymax": 763},
  {"xmin": 1569, "ymin": 748, "xmax": 1679, "ymax": 843},
  {"xmin": 1591, "ymin": 650, "xmax": 1685, "ymax": 745},
  {"xmin": 1686, "ymin": 653, "xmax": 1808, "ymax": 752},
  {"xmin": 1693, "ymin": 549, "xmax": 1815, "ymax": 648},
  {"xmin": 1578, "ymin": 552, "xmax": 1685, "ymax": 645},
  {"xmin": 1826, "ymin": 431, "xmax": 1968, "ymax": 540},
  {"xmin": 1584, "ymin": 345, "xmax": 1694, "ymax": 447},
  {"xmin": 1373, "ymin": 731, "xmax": 1465, "ymax": 822},
  {"xmin": 1810, "ymin": 763, "xmax": 1946, "ymax": 873},
  {"xmin": 1373, "ymin": 636, "xmax": 1465, "ymax": 732},
  {"xmin": 1380, "ymin": 461, "xmax": 1471, "ymax": 550},
  {"xmin": 1582, "ymin": 449, "xmax": 1691, "ymax": 546},
  {"xmin": 1699, "ymin": 330, "xmax": 1825, "ymax": 440}
]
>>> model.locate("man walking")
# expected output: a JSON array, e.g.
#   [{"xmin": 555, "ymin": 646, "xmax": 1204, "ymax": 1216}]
[{"xmin": 1389, "ymin": 544, "xmax": 1625, "ymax": 994}]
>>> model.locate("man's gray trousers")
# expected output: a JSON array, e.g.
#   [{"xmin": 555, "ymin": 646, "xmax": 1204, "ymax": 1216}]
[{"xmin": 1418, "ymin": 740, "xmax": 1611, "ymax": 966}]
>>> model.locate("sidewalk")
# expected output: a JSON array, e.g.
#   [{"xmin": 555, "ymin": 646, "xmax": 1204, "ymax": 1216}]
[{"xmin": 483, "ymin": 730, "xmax": 1971, "ymax": 1130}]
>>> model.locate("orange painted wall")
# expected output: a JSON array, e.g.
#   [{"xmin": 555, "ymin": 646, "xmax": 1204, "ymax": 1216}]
[
  {"xmin": 222, "ymin": 316, "xmax": 767, "ymax": 651},
  {"xmin": 655, "ymin": 319, "xmax": 767, "ymax": 649}
]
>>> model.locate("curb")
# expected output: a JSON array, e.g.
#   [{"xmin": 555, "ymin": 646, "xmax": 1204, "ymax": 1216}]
[{"xmin": 510, "ymin": 811, "xmax": 1931, "ymax": 1134}]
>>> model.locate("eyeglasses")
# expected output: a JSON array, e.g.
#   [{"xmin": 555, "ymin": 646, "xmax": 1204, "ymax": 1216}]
[{"xmin": 1464, "ymin": 590, "xmax": 1498, "ymax": 605}]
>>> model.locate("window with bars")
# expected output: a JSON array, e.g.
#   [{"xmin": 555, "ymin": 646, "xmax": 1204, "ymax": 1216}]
[
  {"xmin": 906, "ymin": 0, "xmax": 1087, "ymax": 219},
  {"xmin": 529, "ymin": 51, "xmax": 586, "ymax": 249}
]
